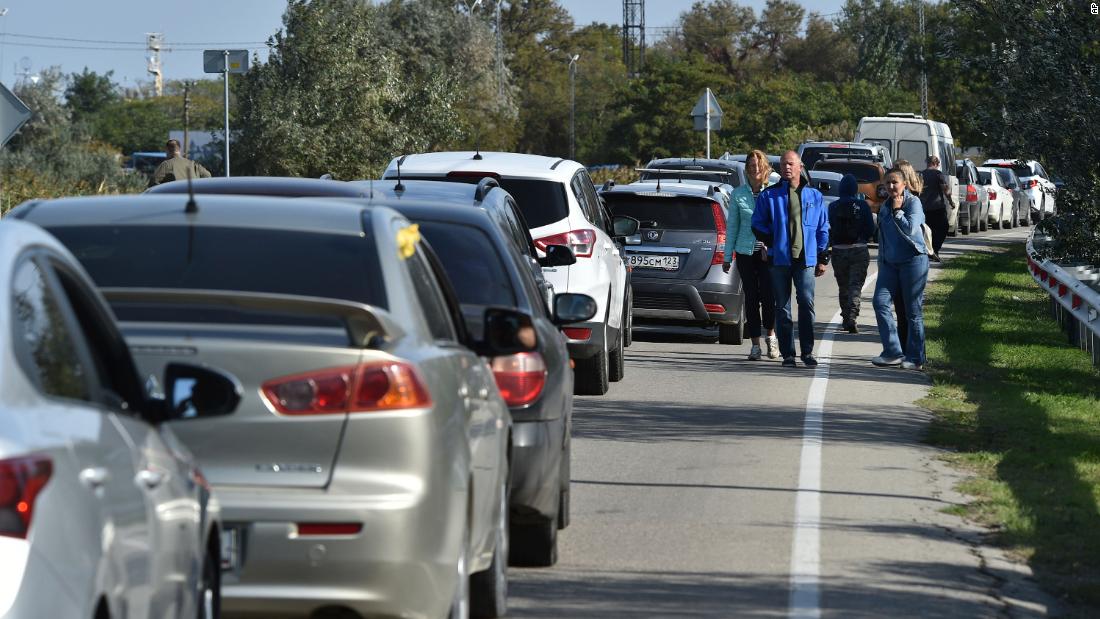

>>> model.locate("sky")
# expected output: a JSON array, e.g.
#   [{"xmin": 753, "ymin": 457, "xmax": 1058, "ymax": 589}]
[{"xmin": 0, "ymin": 0, "xmax": 847, "ymax": 88}]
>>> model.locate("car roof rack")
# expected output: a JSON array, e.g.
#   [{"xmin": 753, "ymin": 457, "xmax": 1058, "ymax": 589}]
[{"xmin": 818, "ymin": 152, "xmax": 883, "ymax": 162}]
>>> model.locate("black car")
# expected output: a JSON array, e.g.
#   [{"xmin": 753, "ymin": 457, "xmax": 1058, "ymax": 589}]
[
  {"xmin": 360, "ymin": 179, "xmax": 595, "ymax": 566},
  {"xmin": 600, "ymin": 179, "xmax": 745, "ymax": 344},
  {"xmin": 146, "ymin": 175, "xmax": 373, "ymax": 198}
]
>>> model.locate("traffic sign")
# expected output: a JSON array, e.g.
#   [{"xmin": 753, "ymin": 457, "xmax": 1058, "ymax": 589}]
[
  {"xmin": 0, "ymin": 82, "xmax": 31, "ymax": 146},
  {"xmin": 203, "ymin": 50, "xmax": 249, "ymax": 74},
  {"xmin": 691, "ymin": 89, "xmax": 723, "ymax": 131}
]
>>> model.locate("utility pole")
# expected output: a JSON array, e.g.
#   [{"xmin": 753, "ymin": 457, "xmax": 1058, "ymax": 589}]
[
  {"xmin": 146, "ymin": 33, "xmax": 163, "ymax": 97},
  {"xmin": 183, "ymin": 81, "xmax": 192, "ymax": 155},
  {"xmin": 918, "ymin": 1, "xmax": 928, "ymax": 118},
  {"xmin": 569, "ymin": 55, "xmax": 579, "ymax": 161},
  {"xmin": 622, "ymin": 0, "xmax": 645, "ymax": 78}
]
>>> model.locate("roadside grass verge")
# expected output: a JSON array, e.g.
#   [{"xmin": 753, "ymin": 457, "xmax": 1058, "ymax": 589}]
[{"xmin": 920, "ymin": 244, "xmax": 1100, "ymax": 614}]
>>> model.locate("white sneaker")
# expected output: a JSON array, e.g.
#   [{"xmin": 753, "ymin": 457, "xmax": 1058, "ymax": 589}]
[
  {"xmin": 766, "ymin": 335, "xmax": 780, "ymax": 359},
  {"xmin": 872, "ymin": 355, "xmax": 904, "ymax": 367},
  {"xmin": 901, "ymin": 361, "xmax": 923, "ymax": 371},
  {"xmin": 748, "ymin": 345, "xmax": 762, "ymax": 360}
]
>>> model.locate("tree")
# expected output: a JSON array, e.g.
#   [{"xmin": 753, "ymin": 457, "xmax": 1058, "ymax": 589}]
[
  {"xmin": 65, "ymin": 68, "xmax": 119, "ymax": 127},
  {"xmin": 233, "ymin": 0, "xmax": 462, "ymax": 179},
  {"xmin": 751, "ymin": 0, "xmax": 805, "ymax": 69},
  {"xmin": 786, "ymin": 13, "xmax": 857, "ymax": 81},
  {"xmin": 663, "ymin": 0, "xmax": 757, "ymax": 77}
]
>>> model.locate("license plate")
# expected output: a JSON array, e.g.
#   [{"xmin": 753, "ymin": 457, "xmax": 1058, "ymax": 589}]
[
  {"xmin": 627, "ymin": 254, "xmax": 679, "ymax": 270},
  {"xmin": 220, "ymin": 526, "xmax": 243, "ymax": 571}
]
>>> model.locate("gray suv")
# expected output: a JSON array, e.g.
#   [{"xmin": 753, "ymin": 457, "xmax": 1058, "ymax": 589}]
[{"xmin": 601, "ymin": 180, "xmax": 745, "ymax": 344}]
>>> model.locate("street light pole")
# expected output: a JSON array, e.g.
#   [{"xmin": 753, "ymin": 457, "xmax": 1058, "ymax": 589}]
[{"xmin": 569, "ymin": 54, "xmax": 579, "ymax": 161}]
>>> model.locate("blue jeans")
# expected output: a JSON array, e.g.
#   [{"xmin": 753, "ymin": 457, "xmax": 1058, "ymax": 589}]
[
  {"xmin": 770, "ymin": 260, "xmax": 816, "ymax": 359},
  {"xmin": 872, "ymin": 255, "xmax": 929, "ymax": 363}
]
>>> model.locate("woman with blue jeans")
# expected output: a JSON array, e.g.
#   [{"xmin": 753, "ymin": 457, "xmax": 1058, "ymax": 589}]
[{"xmin": 872, "ymin": 169, "xmax": 929, "ymax": 370}]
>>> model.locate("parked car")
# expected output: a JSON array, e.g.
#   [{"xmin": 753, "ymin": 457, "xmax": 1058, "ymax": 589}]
[
  {"xmin": 977, "ymin": 166, "xmax": 1016, "ymax": 229},
  {"xmin": 720, "ymin": 151, "xmax": 781, "ymax": 174},
  {"xmin": 14, "ymin": 194, "xmax": 523, "ymax": 619},
  {"xmin": 990, "ymin": 166, "xmax": 1033, "ymax": 227},
  {"xmin": 639, "ymin": 157, "xmax": 747, "ymax": 189},
  {"xmin": 354, "ymin": 178, "xmax": 603, "ymax": 567},
  {"xmin": 382, "ymin": 151, "xmax": 632, "ymax": 396},
  {"xmin": 147, "ymin": 175, "xmax": 372, "ymax": 198},
  {"xmin": 955, "ymin": 159, "xmax": 990, "ymax": 234},
  {"xmin": 811, "ymin": 157, "xmax": 889, "ymax": 213},
  {"xmin": 797, "ymin": 141, "xmax": 893, "ymax": 171},
  {"xmin": 0, "ymin": 218, "xmax": 237, "ymax": 619},
  {"xmin": 982, "ymin": 159, "xmax": 1055, "ymax": 223},
  {"xmin": 808, "ymin": 170, "xmax": 846, "ymax": 209},
  {"xmin": 600, "ymin": 180, "xmax": 746, "ymax": 344},
  {"xmin": 855, "ymin": 112, "xmax": 958, "ymax": 176}
]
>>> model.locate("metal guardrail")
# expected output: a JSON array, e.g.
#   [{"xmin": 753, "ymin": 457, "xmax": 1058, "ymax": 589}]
[{"xmin": 1026, "ymin": 229, "xmax": 1100, "ymax": 367}]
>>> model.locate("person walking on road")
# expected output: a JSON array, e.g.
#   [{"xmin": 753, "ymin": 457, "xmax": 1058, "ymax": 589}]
[
  {"xmin": 752, "ymin": 150, "xmax": 830, "ymax": 368},
  {"xmin": 724, "ymin": 150, "xmax": 778, "ymax": 360},
  {"xmin": 919, "ymin": 155, "xmax": 951, "ymax": 257},
  {"xmin": 872, "ymin": 168, "xmax": 929, "ymax": 370},
  {"xmin": 827, "ymin": 173, "xmax": 875, "ymax": 334},
  {"xmin": 151, "ymin": 139, "xmax": 212, "ymax": 186}
]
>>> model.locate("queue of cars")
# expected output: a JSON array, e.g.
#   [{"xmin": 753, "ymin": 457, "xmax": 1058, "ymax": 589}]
[{"xmin": 1, "ymin": 155, "xmax": 640, "ymax": 618}]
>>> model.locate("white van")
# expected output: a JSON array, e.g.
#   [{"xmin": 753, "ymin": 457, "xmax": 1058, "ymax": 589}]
[{"xmin": 855, "ymin": 113, "xmax": 962, "ymax": 233}]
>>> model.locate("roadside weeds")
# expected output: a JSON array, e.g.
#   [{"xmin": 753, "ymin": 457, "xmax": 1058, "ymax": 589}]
[{"xmin": 919, "ymin": 244, "xmax": 1100, "ymax": 617}]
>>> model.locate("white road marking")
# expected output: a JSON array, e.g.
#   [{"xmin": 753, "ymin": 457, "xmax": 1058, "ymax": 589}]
[{"xmin": 788, "ymin": 273, "xmax": 878, "ymax": 619}]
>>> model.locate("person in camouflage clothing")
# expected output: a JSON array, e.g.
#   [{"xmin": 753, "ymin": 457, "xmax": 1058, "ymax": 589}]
[
  {"xmin": 151, "ymin": 139, "xmax": 212, "ymax": 186},
  {"xmin": 828, "ymin": 174, "xmax": 876, "ymax": 333}
]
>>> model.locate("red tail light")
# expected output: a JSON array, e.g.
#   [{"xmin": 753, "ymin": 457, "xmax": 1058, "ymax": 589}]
[
  {"xmin": 491, "ymin": 352, "xmax": 548, "ymax": 407},
  {"xmin": 704, "ymin": 303, "xmax": 726, "ymax": 313},
  {"xmin": 966, "ymin": 185, "xmax": 978, "ymax": 202},
  {"xmin": 0, "ymin": 455, "xmax": 52, "ymax": 540},
  {"xmin": 534, "ymin": 229, "xmax": 597, "ymax": 258},
  {"xmin": 296, "ymin": 523, "xmax": 362, "ymax": 536},
  {"xmin": 1026, "ymin": 179, "xmax": 1038, "ymax": 189},
  {"xmin": 710, "ymin": 201, "xmax": 727, "ymax": 265},
  {"xmin": 988, "ymin": 190, "xmax": 997, "ymax": 200},
  {"xmin": 562, "ymin": 327, "xmax": 591, "ymax": 341},
  {"xmin": 262, "ymin": 362, "xmax": 432, "ymax": 415}
]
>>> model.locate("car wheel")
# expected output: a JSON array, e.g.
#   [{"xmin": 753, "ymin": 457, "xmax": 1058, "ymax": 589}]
[
  {"xmin": 623, "ymin": 289, "xmax": 633, "ymax": 348},
  {"xmin": 449, "ymin": 528, "xmax": 470, "ymax": 619},
  {"xmin": 510, "ymin": 517, "xmax": 558, "ymax": 567},
  {"xmin": 718, "ymin": 322, "xmax": 742, "ymax": 345},
  {"xmin": 980, "ymin": 216, "xmax": 988, "ymax": 232},
  {"xmin": 471, "ymin": 470, "xmax": 508, "ymax": 619},
  {"xmin": 558, "ymin": 438, "xmax": 571, "ymax": 531},
  {"xmin": 608, "ymin": 326, "xmax": 625, "ymax": 383},
  {"xmin": 199, "ymin": 544, "xmax": 220, "ymax": 619},
  {"xmin": 573, "ymin": 344, "xmax": 609, "ymax": 395}
]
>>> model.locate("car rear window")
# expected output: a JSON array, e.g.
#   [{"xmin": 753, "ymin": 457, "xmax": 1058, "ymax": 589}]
[
  {"xmin": 978, "ymin": 170, "xmax": 992, "ymax": 185},
  {"xmin": 812, "ymin": 161, "xmax": 881, "ymax": 183},
  {"xmin": 801, "ymin": 146, "xmax": 873, "ymax": 170},
  {"xmin": 46, "ymin": 225, "xmax": 387, "ymax": 311},
  {"xmin": 417, "ymin": 221, "xmax": 516, "ymax": 308},
  {"xmin": 991, "ymin": 163, "xmax": 1033, "ymax": 178},
  {"xmin": 434, "ymin": 175, "xmax": 569, "ymax": 229},
  {"xmin": 604, "ymin": 195, "xmax": 717, "ymax": 230},
  {"xmin": 995, "ymin": 168, "xmax": 1016, "ymax": 186}
]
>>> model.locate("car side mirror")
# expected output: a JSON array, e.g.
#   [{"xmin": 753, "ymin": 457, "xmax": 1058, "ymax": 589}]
[
  {"xmin": 160, "ymin": 363, "xmax": 241, "ymax": 422},
  {"xmin": 552, "ymin": 293, "xmax": 598, "ymax": 326},
  {"xmin": 539, "ymin": 244, "xmax": 576, "ymax": 267},
  {"xmin": 612, "ymin": 215, "xmax": 640, "ymax": 238},
  {"xmin": 477, "ymin": 307, "xmax": 538, "ymax": 356}
]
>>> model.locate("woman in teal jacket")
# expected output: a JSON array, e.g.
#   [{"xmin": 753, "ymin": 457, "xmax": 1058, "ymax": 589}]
[{"xmin": 723, "ymin": 150, "xmax": 777, "ymax": 360}]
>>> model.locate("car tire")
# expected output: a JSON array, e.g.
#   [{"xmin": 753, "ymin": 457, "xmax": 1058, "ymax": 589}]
[
  {"xmin": 980, "ymin": 216, "xmax": 988, "ymax": 232},
  {"xmin": 510, "ymin": 517, "xmax": 558, "ymax": 567},
  {"xmin": 573, "ymin": 344, "xmax": 609, "ymax": 396},
  {"xmin": 718, "ymin": 318, "xmax": 743, "ymax": 345},
  {"xmin": 608, "ymin": 326, "xmax": 625, "ymax": 383},
  {"xmin": 471, "ymin": 471, "xmax": 508, "ymax": 619},
  {"xmin": 558, "ymin": 433, "xmax": 571, "ymax": 530},
  {"xmin": 623, "ymin": 289, "xmax": 633, "ymax": 348},
  {"xmin": 199, "ymin": 544, "xmax": 220, "ymax": 619}
]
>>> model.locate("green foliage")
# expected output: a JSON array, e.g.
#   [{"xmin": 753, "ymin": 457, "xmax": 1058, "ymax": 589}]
[{"xmin": 64, "ymin": 68, "xmax": 119, "ymax": 126}]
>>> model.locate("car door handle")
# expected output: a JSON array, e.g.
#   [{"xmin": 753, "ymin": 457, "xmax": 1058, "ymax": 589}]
[
  {"xmin": 135, "ymin": 469, "xmax": 166, "ymax": 489},
  {"xmin": 79, "ymin": 467, "xmax": 110, "ymax": 489}
]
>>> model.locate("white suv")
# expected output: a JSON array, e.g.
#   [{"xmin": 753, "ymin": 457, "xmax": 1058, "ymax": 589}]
[
  {"xmin": 383, "ymin": 152, "xmax": 630, "ymax": 395},
  {"xmin": 982, "ymin": 159, "xmax": 1057, "ymax": 222}
]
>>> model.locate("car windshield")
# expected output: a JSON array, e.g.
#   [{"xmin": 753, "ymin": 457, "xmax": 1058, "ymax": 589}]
[
  {"xmin": 604, "ymin": 195, "xmax": 717, "ymax": 230},
  {"xmin": 995, "ymin": 168, "xmax": 1016, "ymax": 187},
  {"xmin": 978, "ymin": 171, "xmax": 992, "ymax": 185},
  {"xmin": 417, "ymin": 221, "xmax": 516, "ymax": 308},
  {"xmin": 47, "ymin": 225, "xmax": 387, "ymax": 322},
  {"xmin": 812, "ymin": 161, "xmax": 881, "ymax": 183},
  {"xmin": 640, "ymin": 166, "xmax": 741, "ymax": 188}
]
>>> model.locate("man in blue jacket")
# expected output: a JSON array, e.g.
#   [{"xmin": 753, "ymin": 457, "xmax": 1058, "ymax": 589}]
[{"xmin": 752, "ymin": 150, "xmax": 830, "ymax": 368}]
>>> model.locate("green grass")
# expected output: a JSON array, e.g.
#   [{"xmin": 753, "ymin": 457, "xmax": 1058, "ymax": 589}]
[{"xmin": 920, "ymin": 244, "xmax": 1100, "ymax": 614}]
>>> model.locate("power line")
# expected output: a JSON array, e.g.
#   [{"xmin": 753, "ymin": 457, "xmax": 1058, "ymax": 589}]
[
  {"xmin": 0, "ymin": 32, "xmax": 268, "ymax": 47},
  {"xmin": 0, "ymin": 40, "xmax": 267, "ymax": 52}
]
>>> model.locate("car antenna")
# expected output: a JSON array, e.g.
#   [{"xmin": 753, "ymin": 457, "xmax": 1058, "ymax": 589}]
[
  {"xmin": 394, "ymin": 157, "xmax": 405, "ymax": 192},
  {"xmin": 473, "ymin": 137, "xmax": 483, "ymax": 160},
  {"xmin": 369, "ymin": 178, "xmax": 374, "ymax": 199},
  {"xmin": 656, "ymin": 173, "xmax": 662, "ymax": 192},
  {"xmin": 184, "ymin": 168, "xmax": 198, "ymax": 214}
]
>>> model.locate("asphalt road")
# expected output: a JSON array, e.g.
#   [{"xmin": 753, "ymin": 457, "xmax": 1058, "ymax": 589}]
[{"xmin": 508, "ymin": 225, "xmax": 1057, "ymax": 618}]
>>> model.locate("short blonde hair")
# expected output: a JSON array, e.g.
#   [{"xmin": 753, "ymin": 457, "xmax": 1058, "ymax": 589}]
[
  {"xmin": 891, "ymin": 159, "xmax": 923, "ymax": 194},
  {"xmin": 745, "ymin": 149, "xmax": 771, "ymax": 187}
]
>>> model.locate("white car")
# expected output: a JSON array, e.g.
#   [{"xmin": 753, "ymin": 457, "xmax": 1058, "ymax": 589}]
[
  {"xmin": 978, "ymin": 166, "xmax": 1016, "ymax": 229},
  {"xmin": 383, "ymin": 152, "xmax": 631, "ymax": 396},
  {"xmin": 982, "ymin": 159, "xmax": 1056, "ymax": 222},
  {"xmin": 0, "ymin": 218, "xmax": 239, "ymax": 619}
]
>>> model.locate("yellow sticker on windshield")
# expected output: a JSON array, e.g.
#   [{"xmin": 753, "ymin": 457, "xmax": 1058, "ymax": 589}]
[{"xmin": 396, "ymin": 223, "xmax": 421, "ymax": 260}]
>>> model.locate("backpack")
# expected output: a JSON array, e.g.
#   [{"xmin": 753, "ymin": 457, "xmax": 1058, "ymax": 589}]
[{"xmin": 831, "ymin": 200, "xmax": 863, "ymax": 245}]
